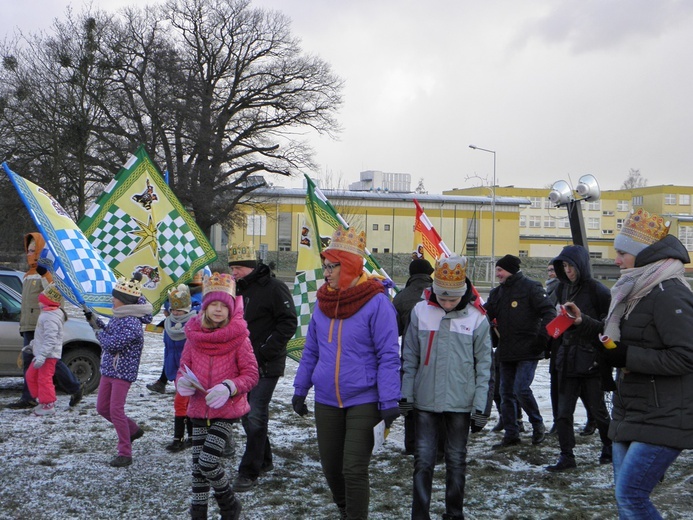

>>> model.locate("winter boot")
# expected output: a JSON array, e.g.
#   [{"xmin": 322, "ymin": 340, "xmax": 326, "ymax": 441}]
[
  {"xmin": 599, "ymin": 444, "xmax": 613, "ymax": 465},
  {"xmin": 580, "ymin": 419, "xmax": 597, "ymax": 436},
  {"xmin": 215, "ymin": 489, "xmax": 242, "ymax": 520},
  {"xmin": 33, "ymin": 402, "xmax": 56, "ymax": 416},
  {"xmin": 490, "ymin": 419, "xmax": 504, "ymax": 432},
  {"xmin": 546, "ymin": 454, "xmax": 577, "ymax": 472},
  {"xmin": 146, "ymin": 379, "xmax": 167, "ymax": 394},
  {"xmin": 167, "ymin": 417, "xmax": 187, "ymax": 452},
  {"xmin": 531, "ymin": 423, "xmax": 546, "ymax": 445},
  {"xmin": 190, "ymin": 503, "xmax": 208, "ymax": 520}
]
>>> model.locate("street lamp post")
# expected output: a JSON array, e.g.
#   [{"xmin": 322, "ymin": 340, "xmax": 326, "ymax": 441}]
[{"xmin": 469, "ymin": 145, "xmax": 496, "ymax": 286}]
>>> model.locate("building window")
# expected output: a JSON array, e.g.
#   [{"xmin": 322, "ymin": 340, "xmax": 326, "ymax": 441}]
[
  {"xmin": 277, "ymin": 212, "xmax": 292, "ymax": 251},
  {"xmin": 680, "ymin": 194, "xmax": 691, "ymax": 205},
  {"xmin": 587, "ymin": 200, "xmax": 600, "ymax": 211},
  {"xmin": 559, "ymin": 218, "xmax": 570, "ymax": 229},
  {"xmin": 589, "ymin": 252, "xmax": 603, "ymax": 259},
  {"xmin": 616, "ymin": 218, "xmax": 625, "ymax": 230},
  {"xmin": 519, "ymin": 215, "xmax": 527, "ymax": 227},
  {"xmin": 519, "ymin": 250, "xmax": 529, "ymax": 257},
  {"xmin": 679, "ymin": 226, "xmax": 693, "ymax": 251},
  {"xmin": 529, "ymin": 216, "xmax": 541, "ymax": 228},
  {"xmin": 384, "ymin": 224, "xmax": 390, "ymax": 231},
  {"xmin": 372, "ymin": 224, "xmax": 379, "ymax": 231},
  {"xmin": 617, "ymin": 200, "xmax": 629, "ymax": 212},
  {"xmin": 544, "ymin": 217, "xmax": 556, "ymax": 228},
  {"xmin": 383, "ymin": 248, "xmax": 390, "ymax": 253},
  {"xmin": 587, "ymin": 217, "xmax": 600, "ymax": 230},
  {"xmin": 602, "ymin": 229, "xmax": 614, "ymax": 235},
  {"xmin": 371, "ymin": 247, "xmax": 378, "ymax": 253},
  {"xmin": 632, "ymin": 196, "xmax": 643, "ymax": 206},
  {"xmin": 530, "ymin": 197, "xmax": 542, "ymax": 209},
  {"xmin": 665, "ymin": 194, "xmax": 676, "ymax": 205},
  {"xmin": 246, "ymin": 214, "xmax": 266, "ymax": 236},
  {"xmin": 602, "ymin": 210, "xmax": 614, "ymax": 216}
]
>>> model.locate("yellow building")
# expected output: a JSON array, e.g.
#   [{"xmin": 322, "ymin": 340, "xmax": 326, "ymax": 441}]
[
  {"xmin": 212, "ymin": 186, "xmax": 530, "ymax": 262},
  {"xmin": 447, "ymin": 185, "xmax": 693, "ymax": 263}
]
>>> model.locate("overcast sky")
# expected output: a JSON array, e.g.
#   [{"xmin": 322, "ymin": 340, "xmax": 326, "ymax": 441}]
[{"xmin": 5, "ymin": 0, "xmax": 693, "ymax": 195}]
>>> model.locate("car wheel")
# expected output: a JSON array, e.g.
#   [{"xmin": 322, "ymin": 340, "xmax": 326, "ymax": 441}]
[{"xmin": 62, "ymin": 345, "xmax": 101, "ymax": 394}]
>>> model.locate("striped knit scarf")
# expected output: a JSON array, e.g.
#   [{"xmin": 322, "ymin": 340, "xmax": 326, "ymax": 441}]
[{"xmin": 317, "ymin": 276, "xmax": 385, "ymax": 319}]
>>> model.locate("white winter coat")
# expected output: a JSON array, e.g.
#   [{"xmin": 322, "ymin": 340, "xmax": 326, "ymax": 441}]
[{"xmin": 29, "ymin": 308, "xmax": 66, "ymax": 365}]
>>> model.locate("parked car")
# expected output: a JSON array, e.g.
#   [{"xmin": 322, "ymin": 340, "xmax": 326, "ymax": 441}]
[
  {"xmin": 0, "ymin": 281, "xmax": 102, "ymax": 394},
  {"xmin": 0, "ymin": 268, "xmax": 24, "ymax": 294}
]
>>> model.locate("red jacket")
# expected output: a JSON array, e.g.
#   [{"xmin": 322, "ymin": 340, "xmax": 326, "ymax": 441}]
[{"xmin": 177, "ymin": 297, "xmax": 259, "ymax": 420}]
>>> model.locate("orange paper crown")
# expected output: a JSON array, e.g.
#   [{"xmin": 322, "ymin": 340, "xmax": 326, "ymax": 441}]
[
  {"xmin": 324, "ymin": 226, "xmax": 367, "ymax": 258},
  {"xmin": 228, "ymin": 242, "xmax": 256, "ymax": 263},
  {"xmin": 114, "ymin": 275, "xmax": 142, "ymax": 298},
  {"xmin": 168, "ymin": 284, "xmax": 192, "ymax": 311},
  {"xmin": 432, "ymin": 255, "xmax": 467, "ymax": 297},
  {"xmin": 203, "ymin": 272, "xmax": 236, "ymax": 298},
  {"xmin": 619, "ymin": 208, "xmax": 670, "ymax": 246},
  {"xmin": 42, "ymin": 283, "xmax": 63, "ymax": 305}
]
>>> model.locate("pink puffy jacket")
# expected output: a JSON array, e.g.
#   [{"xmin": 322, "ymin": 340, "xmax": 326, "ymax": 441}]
[{"xmin": 177, "ymin": 297, "xmax": 259, "ymax": 420}]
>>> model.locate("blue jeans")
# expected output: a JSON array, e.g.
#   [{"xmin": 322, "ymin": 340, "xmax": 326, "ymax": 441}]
[
  {"xmin": 238, "ymin": 376, "xmax": 279, "ymax": 479},
  {"xmin": 500, "ymin": 360, "xmax": 543, "ymax": 439},
  {"xmin": 20, "ymin": 332, "xmax": 80, "ymax": 401},
  {"xmin": 612, "ymin": 441, "xmax": 681, "ymax": 519},
  {"xmin": 412, "ymin": 410, "xmax": 470, "ymax": 520}
]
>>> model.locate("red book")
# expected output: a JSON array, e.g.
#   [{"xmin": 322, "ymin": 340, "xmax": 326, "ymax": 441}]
[{"xmin": 546, "ymin": 306, "xmax": 576, "ymax": 339}]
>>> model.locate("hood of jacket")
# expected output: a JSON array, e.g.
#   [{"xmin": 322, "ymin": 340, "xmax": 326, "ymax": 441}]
[
  {"xmin": 635, "ymin": 234, "xmax": 691, "ymax": 267},
  {"xmin": 552, "ymin": 245, "xmax": 592, "ymax": 286},
  {"xmin": 24, "ymin": 232, "xmax": 47, "ymax": 276},
  {"xmin": 236, "ymin": 262, "xmax": 271, "ymax": 292}
]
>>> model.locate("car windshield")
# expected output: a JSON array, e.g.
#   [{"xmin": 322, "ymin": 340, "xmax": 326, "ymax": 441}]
[{"xmin": 0, "ymin": 283, "xmax": 22, "ymax": 322}]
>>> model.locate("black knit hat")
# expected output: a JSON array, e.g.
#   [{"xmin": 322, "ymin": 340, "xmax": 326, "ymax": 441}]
[
  {"xmin": 409, "ymin": 258, "xmax": 434, "ymax": 276},
  {"xmin": 495, "ymin": 254, "xmax": 521, "ymax": 275}
]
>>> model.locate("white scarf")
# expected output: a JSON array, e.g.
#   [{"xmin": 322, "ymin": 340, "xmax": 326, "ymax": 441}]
[
  {"xmin": 603, "ymin": 258, "xmax": 691, "ymax": 341},
  {"xmin": 112, "ymin": 301, "xmax": 154, "ymax": 319}
]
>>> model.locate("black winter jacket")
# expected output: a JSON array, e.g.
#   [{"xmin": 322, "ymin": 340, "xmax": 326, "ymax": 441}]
[
  {"xmin": 609, "ymin": 234, "xmax": 693, "ymax": 449},
  {"xmin": 551, "ymin": 245, "xmax": 611, "ymax": 379},
  {"xmin": 392, "ymin": 273, "xmax": 433, "ymax": 336},
  {"xmin": 484, "ymin": 271, "xmax": 556, "ymax": 362},
  {"xmin": 236, "ymin": 263, "xmax": 298, "ymax": 378}
]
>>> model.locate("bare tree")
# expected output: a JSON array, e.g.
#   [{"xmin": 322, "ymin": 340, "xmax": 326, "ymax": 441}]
[
  {"xmin": 621, "ymin": 168, "xmax": 648, "ymax": 190},
  {"xmin": 415, "ymin": 178, "xmax": 427, "ymax": 194},
  {"xmin": 1, "ymin": 0, "xmax": 343, "ymax": 236}
]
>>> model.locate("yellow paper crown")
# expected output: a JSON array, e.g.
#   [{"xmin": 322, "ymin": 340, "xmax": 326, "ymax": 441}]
[
  {"xmin": 228, "ymin": 242, "xmax": 256, "ymax": 264},
  {"xmin": 168, "ymin": 284, "xmax": 192, "ymax": 311},
  {"xmin": 324, "ymin": 226, "xmax": 367, "ymax": 258},
  {"xmin": 620, "ymin": 208, "xmax": 670, "ymax": 246},
  {"xmin": 433, "ymin": 256, "xmax": 467, "ymax": 291},
  {"xmin": 114, "ymin": 274, "xmax": 142, "ymax": 298},
  {"xmin": 203, "ymin": 272, "xmax": 236, "ymax": 298},
  {"xmin": 42, "ymin": 283, "xmax": 63, "ymax": 305}
]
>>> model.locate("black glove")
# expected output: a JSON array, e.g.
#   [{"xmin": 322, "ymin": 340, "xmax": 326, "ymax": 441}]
[
  {"xmin": 470, "ymin": 410, "xmax": 490, "ymax": 433},
  {"xmin": 36, "ymin": 266, "xmax": 47, "ymax": 276},
  {"xmin": 604, "ymin": 342, "xmax": 628, "ymax": 368},
  {"xmin": 84, "ymin": 310, "xmax": 93, "ymax": 322},
  {"xmin": 398, "ymin": 399, "xmax": 414, "ymax": 417},
  {"xmin": 381, "ymin": 407, "xmax": 400, "ymax": 429},
  {"xmin": 292, "ymin": 394, "xmax": 308, "ymax": 416}
]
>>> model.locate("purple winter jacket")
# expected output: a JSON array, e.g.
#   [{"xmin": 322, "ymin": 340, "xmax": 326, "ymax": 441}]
[{"xmin": 294, "ymin": 291, "xmax": 401, "ymax": 411}]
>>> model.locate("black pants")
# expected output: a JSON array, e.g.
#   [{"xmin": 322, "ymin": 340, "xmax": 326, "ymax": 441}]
[
  {"xmin": 190, "ymin": 419, "xmax": 235, "ymax": 507},
  {"xmin": 555, "ymin": 376, "xmax": 611, "ymax": 458}
]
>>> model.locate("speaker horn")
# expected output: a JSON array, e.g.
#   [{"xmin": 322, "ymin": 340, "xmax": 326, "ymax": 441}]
[
  {"xmin": 548, "ymin": 180, "xmax": 573, "ymax": 206},
  {"xmin": 575, "ymin": 174, "xmax": 600, "ymax": 201}
]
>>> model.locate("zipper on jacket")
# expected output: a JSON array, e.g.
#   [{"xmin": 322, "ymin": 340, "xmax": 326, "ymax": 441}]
[
  {"xmin": 650, "ymin": 376, "xmax": 659, "ymax": 407},
  {"xmin": 333, "ymin": 319, "xmax": 344, "ymax": 408}
]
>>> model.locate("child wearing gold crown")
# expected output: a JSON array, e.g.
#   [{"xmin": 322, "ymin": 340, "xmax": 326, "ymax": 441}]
[
  {"xmin": 85, "ymin": 272, "xmax": 153, "ymax": 468},
  {"xmin": 176, "ymin": 272, "xmax": 258, "ymax": 520},
  {"xmin": 162, "ymin": 284, "xmax": 196, "ymax": 452},
  {"xmin": 24, "ymin": 283, "xmax": 68, "ymax": 416}
]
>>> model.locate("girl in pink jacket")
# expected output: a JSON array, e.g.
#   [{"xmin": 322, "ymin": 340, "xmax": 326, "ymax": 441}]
[{"xmin": 177, "ymin": 272, "xmax": 258, "ymax": 520}]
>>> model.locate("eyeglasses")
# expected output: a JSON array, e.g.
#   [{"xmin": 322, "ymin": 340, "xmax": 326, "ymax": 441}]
[
  {"xmin": 322, "ymin": 263, "xmax": 341, "ymax": 273},
  {"xmin": 547, "ymin": 267, "xmax": 555, "ymax": 272}
]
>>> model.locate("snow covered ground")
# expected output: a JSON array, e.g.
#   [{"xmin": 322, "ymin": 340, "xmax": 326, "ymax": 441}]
[{"xmin": 1, "ymin": 308, "xmax": 692, "ymax": 519}]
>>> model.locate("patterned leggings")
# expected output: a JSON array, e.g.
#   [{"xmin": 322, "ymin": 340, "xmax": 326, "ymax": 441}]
[{"xmin": 190, "ymin": 419, "xmax": 234, "ymax": 507}]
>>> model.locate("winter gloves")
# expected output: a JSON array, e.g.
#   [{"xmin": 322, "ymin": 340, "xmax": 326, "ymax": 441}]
[
  {"xmin": 603, "ymin": 342, "xmax": 629, "ymax": 368},
  {"xmin": 381, "ymin": 407, "xmax": 400, "ymax": 429},
  {"xmin": 32, "ymin": 356, "xmax": 45, "ymax": 369},
  {"xmin": 176, "ymin": 377, "xmax": 197, "ymax": 397},
  {"xmin": 292, "ymin": 394, "xmax": 309, "ymax": 416},
  {"xmin": 470, "ymin": 410, "xmax": 490, "ymax": 433},
  {"xmin": 206, "ymin": 382, "xmax": 235, "ymax": 409},
  {"xmin": 398, "ymin": 399, "xmax": 414, "ymax": 416}
]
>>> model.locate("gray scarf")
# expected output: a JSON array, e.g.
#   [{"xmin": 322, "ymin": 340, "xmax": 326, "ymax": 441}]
[
  {"xmin": 164, "ymin": 310, "xmax": 195, "ymax": 341},
  {"xmin": 603, "ymin": 258, "xmax": 690, "ymax": 341}
]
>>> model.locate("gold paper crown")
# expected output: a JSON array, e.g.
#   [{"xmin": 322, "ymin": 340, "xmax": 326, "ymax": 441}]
[
  {"xmin": 114, "ymin": 275, "xmax": 142, "ymax": 298},
  {"xmin": 434, "ymin": 256, "xmax": 467, "ymax": 290},
  {"xmin": 621, "ymin": 208, "xmax": 670, "ymax": 245},
  {"xmin": 168, "ymin": 284, "xmax": 192, "ymax": 311},
  {"xmin": 42, "ymin": 283, "xmax": 63, "ymax": 305},
  {"xmin": 203, "ymin": 272, "xmax": 236, "ymax": 298},
  {"xmin": 324, "ymin": 226, "xmax": 367, "ymax": 257},
  {"xmin": 228, "ymin": 242, "xmax": 256, "ymax": 264}
]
